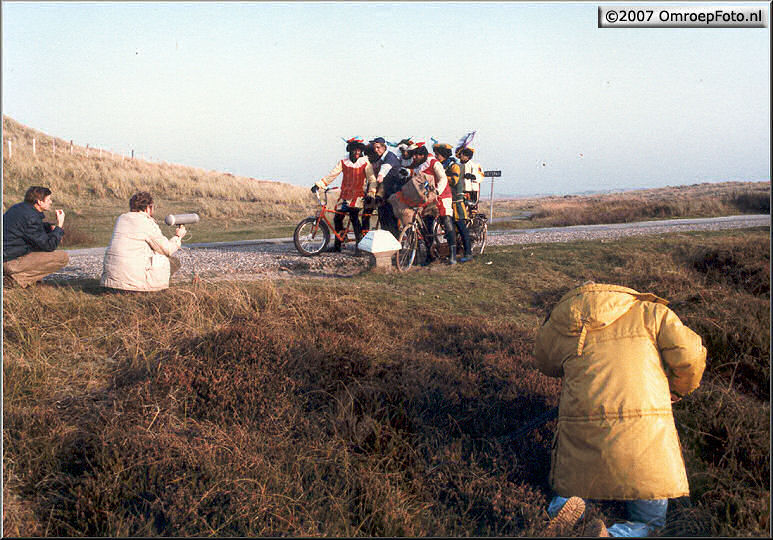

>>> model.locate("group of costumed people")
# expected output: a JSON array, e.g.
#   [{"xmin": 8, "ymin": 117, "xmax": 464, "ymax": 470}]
[{"xmin": 311, "ymin": 132, "xmax": 485, "ymax": 264}]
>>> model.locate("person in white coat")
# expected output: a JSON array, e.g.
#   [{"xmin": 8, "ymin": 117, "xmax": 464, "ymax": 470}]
[
  {"xmin": 101, "ymin": 192, "xmax": 185, "ymax": 292},
  {"xmin": 456, "ymin": 147, "xmax": 484, "ymax": 206}
]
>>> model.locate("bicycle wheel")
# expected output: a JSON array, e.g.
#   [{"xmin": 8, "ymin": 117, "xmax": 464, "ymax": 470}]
[
  {"xmin": 473, "ymin": 218, "xmax": 488, "ymax": 255},
  {"xmin": 293, "ymin": 217, "xmax": 330, "ymax": 256},
  {"xmin": 396, "ymin": 225, "xmax": 418, "ymax": 272},
  {"xmin": 429, "ymin": 219, "xmax": 451, "ymax": 259}
]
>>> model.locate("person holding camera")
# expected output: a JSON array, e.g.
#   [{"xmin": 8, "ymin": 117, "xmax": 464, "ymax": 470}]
[
  {"xmin": 3, "ymin": 186, "xmax": 69, "ymax": 288},
  {"xmin": 101, "ymin": 192, "xmax": 185, "ymax": 292}
]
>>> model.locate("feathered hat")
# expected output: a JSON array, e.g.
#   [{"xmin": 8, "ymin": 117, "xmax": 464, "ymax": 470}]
[
  {"xmin": 394, "ymin": 138, "xmax": 415, "ymax": 154},
  {"xmin": 432, "ymin": 142, "xmax": 453, "ymax": 159},
  {"xmin": 454, "ymin": 130, "xmax": 477, "ymax": 157},
  {"xmin": 342, "ymin": 136, "xmax": 366, "ymax": 152}
]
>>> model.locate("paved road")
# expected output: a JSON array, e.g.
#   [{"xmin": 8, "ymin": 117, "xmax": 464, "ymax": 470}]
[{"xmin": 56, "ymin": 214, "xmax": 769, "ymax": 283}]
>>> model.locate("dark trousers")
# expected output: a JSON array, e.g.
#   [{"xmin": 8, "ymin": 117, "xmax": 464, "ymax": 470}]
[
  {"xmin": 455, "ymin": 219, "xmax": 472, "ymax": 256},
  {"xmin": 333, "ymin": 205, "xmax": 362, "ymax": 249},
  {"xmin": 378, "ymin": 201, "xmax": 400, "ymax": 239},
  {"xmin": 360, "ymin": 205, "xmax": 377, "ymax": 233},
  {"xmin": 423, "ymin": 215, "xmax": 455, "ymax": 258}
]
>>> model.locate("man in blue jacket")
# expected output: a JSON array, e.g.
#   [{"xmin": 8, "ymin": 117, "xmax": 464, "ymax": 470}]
[
  {"xmin": 3, "ymin": 186, "xmax": 69, "ymax": 288},
  {"xmin": 368, "ymin": 137, "xmax": 404, "ymax": 238}
]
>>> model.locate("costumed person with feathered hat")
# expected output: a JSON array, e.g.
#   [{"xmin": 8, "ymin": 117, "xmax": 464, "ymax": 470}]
[
  {"xmin": 406, "ymin": 141, "xmax": 458, "ymax": 265},
  {"xmin": 433, "ymin": 142, "xmax": 472, "ymax": 263},
  {"xmin": 455, "ymin": 131, "xmax": 485, "ymax": 208},
  {"xmin": 396, "ymin": 138, "xmax": 415, "ymax": 168},
  {"xmin": 312, "ymin": 137, "xmax": 373, "ymax": 253}
]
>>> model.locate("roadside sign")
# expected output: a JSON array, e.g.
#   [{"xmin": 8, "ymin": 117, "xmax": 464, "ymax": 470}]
[{"xmin": 483, "ymin": 170, "xmax": 501, "ymax": 177}]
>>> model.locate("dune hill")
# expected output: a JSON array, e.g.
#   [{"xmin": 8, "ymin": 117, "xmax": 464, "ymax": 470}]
[{"xmin": 2, "ymin": 115, "xmax": 311, "ymax": 222}]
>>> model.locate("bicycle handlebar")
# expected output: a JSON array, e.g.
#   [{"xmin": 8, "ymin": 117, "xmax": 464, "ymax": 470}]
[{"xmin": 314, "ymin": 186, "xmax": 341, "ymax": 206}]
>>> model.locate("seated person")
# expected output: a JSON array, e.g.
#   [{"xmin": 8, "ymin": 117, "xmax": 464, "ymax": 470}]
[
  {"xmin": 3, "ymin": 186, "xmax": 69, "ymax": 288},
  {"xmin": 101, "ymin": 191, "xmax": 185, "ymax": 292}
]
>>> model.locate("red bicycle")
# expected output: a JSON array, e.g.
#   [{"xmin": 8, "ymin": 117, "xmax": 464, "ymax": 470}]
[{"xmin": 293, "ymin": 187, "xmax": 377, "ymax": 256}]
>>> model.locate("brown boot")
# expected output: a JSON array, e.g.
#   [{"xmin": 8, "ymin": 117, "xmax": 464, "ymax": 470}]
[{"xmin": 545, "ymin": 497, "xmax": 585, "ymax": 537}]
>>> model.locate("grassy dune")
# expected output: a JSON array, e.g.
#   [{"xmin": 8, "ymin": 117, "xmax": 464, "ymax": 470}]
[
  {"xmin": 3, "ymin": 228, "xmax": 769, "ymax": 537},
  {"xmin": 2, "ymin": 115, "xmax": 314, "ymax": 246}
]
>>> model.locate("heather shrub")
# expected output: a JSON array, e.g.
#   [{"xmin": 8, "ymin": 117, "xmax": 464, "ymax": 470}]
[
  {"xmin": 690, "ymin": 241, "xmax": 770, "ymax": 297},
  {"xmin": 3, "ymin": 229, "xmax": 769, "ymax": 537},
  {"xmin": 731, "ymin": 191, "xmax": 770, "ymax": 213}
]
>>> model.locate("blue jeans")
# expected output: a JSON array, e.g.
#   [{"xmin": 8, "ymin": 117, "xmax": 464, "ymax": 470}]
[{"xmin": 548, "ymin": 496, "xmax": 668, "ymax": 537}]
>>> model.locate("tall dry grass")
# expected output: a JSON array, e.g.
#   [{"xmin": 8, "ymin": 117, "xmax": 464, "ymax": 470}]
[
  {"xmin": 3, "ymin": 228, "xmax": 769, "ymax": 537},
  {"xmin": 2, "ymin": 115, "xmax": 312, "ymax": 222}
]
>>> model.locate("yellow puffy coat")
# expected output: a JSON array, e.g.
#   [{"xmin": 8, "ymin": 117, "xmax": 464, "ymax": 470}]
[{"xmin": 534, "ymin": 283, "xmax": 706, "ymax": 500}]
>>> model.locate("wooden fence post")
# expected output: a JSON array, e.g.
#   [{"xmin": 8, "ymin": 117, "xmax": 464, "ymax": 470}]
[
  {"xmin": 7, "ymin": 139, "xmax": 11, "ymax": 159},
  {"xmin": 70, "ymin": 140, "xmax": 73, "ymax": 154},
  {"xmin": 131, "ymin": 150, "xmax": 134, "ymax": 159},
  {"xmin": 32, "ymin": 138, "xmax": 36, "ymax": 154},
  {"xmin": 86, "ymin": 144, "xmax": 89, "ymax": 157}
]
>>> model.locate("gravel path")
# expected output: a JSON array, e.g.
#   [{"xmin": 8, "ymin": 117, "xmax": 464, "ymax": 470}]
[{"xmin": 52, "ymin": 214, "xmax": 769, "ymax": 283}]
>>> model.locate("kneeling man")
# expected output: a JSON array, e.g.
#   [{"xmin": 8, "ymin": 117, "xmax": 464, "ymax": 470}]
[
  {"xmin": 3, "ymin": 186, "xmax": 69, "ymax": 288},
  {"xmin": 101, "ymin": 191, "xmax": 185, "ymax": 292}
]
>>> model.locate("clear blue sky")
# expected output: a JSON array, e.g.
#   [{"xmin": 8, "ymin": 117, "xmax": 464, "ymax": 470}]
[{"xmin": 2, "ymin": 1, "xmax": 770, "ymax": 196}]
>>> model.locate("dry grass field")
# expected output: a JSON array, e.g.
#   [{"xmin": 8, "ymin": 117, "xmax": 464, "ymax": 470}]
[
  {"xmin": 492, "ymin": 182, "xmax": 770, "ymax": 229},
  {"xmin": 3, "ymin": 228, "xmax": 769, "ymax": 537}
]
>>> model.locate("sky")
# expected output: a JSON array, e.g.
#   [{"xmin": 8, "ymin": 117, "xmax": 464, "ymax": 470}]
[{"xmin": 1, "ymin": 1, "xmax": 770, "ymax": 196}]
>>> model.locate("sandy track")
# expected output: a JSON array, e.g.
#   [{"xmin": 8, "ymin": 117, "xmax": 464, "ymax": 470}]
[{"xmin": 53, "ymin": 214, "xmax": 769, "ymax": 283}]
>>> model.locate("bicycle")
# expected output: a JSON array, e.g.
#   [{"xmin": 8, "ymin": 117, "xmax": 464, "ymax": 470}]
[
  {"xmin": 394, "ymin": 183, "xmax": 436, "ymax": 272},
  {"xmin": 293, "ymin": 187, "xmax": 377, "ymax": 256},
  {"xmin": 429, "ymin": 200, "xmax": 488, "ymax": 260}
]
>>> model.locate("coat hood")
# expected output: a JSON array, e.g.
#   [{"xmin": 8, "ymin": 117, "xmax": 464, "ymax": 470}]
[{"xmin": 548, "ymin": 283, "xmax": 668, "ymax": 338}]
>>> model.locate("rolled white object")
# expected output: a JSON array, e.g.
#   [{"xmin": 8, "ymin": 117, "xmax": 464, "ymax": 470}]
[{"xmin": 164, "ymin": 213, "xmax": 200, "ymax": 226}]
